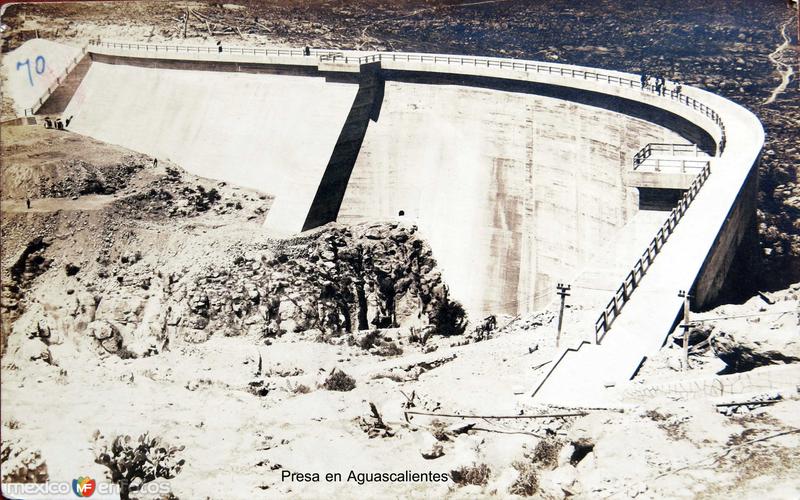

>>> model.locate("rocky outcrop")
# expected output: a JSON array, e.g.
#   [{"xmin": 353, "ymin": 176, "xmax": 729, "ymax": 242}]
[
  {"xmin": 1, "ymin": 237, "xmax": 52, "ymax": 353},
  {"xmin": 2, "ymin": 220, "xmax": 465, "ymax": 365},
  {"xmin": 711, "ymin": 329, "xmax": 800, "ymax": 374},
  {"xmin": 166, "ymin": 222, "xmax": 464, "ymax": 343}
]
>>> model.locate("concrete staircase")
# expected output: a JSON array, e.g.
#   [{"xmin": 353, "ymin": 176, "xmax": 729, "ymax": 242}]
[
  {"xmin": 36, "ymin": 53, "xmax": 92, "ymax": 116},
  {"xmin": 530, "ymin": 150, "xmax": 722, "ymax": 406}
]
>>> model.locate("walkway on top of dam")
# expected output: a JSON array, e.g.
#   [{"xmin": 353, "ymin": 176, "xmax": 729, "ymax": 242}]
[{"xmin": 37, "ymin": 40, "xmax": 764, "ymax": 406}]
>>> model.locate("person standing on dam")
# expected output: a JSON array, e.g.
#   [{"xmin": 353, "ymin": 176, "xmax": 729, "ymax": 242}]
[
  {"xmin": 216, "ymin": 40, "xmax": 222, "ymax": 53},
  {"xmin": 640, "ymin": 71, "xmax": 648, "ymax": 89}
]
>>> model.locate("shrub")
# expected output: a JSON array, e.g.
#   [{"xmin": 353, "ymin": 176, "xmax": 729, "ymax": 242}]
[
  {"xmin": 472, "ymin": 315, "xmax": 497, "ymax": 341},
  {"xmin": 408, "ymin": 326, "xmax": 431, "ymax": 346},
  {"xmin": 507, "ymin": 437, "xmax": 563, "ymax": 496},
  {"xmin": 375, "ymin": 341, "xmax": 403, "ymax": 357},
  {"xmin": 93, "ymin": 432, "xmax": 185, "ymax": 500},
  {"xmin": 0, "ymin": 439, "xmax": 48, "ymax": 483},
  {"xmin": 532, "ymin": 437, "xmax": 562, "ymax": 469},
  {"xmin": 450, "ymin": 463, "xmax": 490, "ymax": 486},
  {"xmin": 509, "ymin": 461, "xmax": 539, "ymax": 496},
  {"xmin": 323, "ymin": 369, "xmax": 356, "ymax": 392},
  {"xmin": 358, "ymin": 330, "xmax": 381, "ymax": 350},
  {"xmin": 433, "ymin": 299, "xmax": 467, "ymax": 336},
  {"xmin": 429, "ymin": 419, "xmax": 451, "ymax": 442},
  {"xmin": 293, "ymin": 384, "xmax": 311, "ymax": 394}
]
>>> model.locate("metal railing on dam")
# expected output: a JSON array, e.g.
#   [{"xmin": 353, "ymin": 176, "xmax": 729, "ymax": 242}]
[
  {"xmin": 632, "ymin": 143, "xmax": 710, "ymax": 173},
  {"xmin": 594, "ymin": 161, "xmax": 711, "ymax": 344},
  {"xmin": 87, "ymin": 40, "xmax": 727, "ymax": 151},
  {"xmin": 633, "ymin": 143, "xmax": 705, "ymax": 167}
]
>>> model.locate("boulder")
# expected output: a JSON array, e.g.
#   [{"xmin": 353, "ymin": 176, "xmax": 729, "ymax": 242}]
[{"xmin": 711, "ymin": 331, "xmax": 800, "ymax": 373}]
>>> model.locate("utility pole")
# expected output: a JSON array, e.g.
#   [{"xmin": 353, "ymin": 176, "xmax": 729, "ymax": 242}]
[
  {"xmin": 678, "ymin": 290, "xmax": 692, "ymax": 370},
  {"xmin": 556, "ymin": 283, "xmax": 571, "ymax": 348}
]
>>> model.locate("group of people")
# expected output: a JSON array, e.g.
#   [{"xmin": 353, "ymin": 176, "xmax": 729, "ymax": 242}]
[
  {"xmin": 215, "ymin": 40, "xmax": 313, "ymax": 57},
  {"xmin": 43, "ymin": 115, "xmax": 72, "ymax": 130},
  {"xmin": 640, "ymin": 71, "xmax": 682, "ymax": 98}
]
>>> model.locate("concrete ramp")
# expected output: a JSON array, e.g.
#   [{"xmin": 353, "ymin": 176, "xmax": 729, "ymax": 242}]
[
  {"xmin": 1, "ymin": 39, "xmax": 84, "ymax": 115},
  {"xmin": 62, "ymin": 61, "xmax": 359, "ymax": 233}
]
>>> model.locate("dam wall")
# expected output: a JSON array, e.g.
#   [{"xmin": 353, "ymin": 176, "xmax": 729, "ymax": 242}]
[
  {"xmin": 3, "ymin": 41, "xmax": 764, "ymax": 393},
  {"xmin": 693, "ymin": 160, "xmax": 760, "ymax": 308},
  {"xmin": 49, "ymin": 43, "xmax": 722, "ymax": 318}
]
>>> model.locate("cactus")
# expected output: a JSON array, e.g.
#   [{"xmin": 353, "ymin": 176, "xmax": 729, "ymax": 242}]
[{"xmin": 92, "ymin": 431, "xmax": 185, "ymax": 500}]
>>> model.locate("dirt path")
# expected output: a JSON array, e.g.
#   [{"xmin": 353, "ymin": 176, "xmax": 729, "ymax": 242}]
[
  {"xmin": 763, "ymin": 19, "xmax": 795, "ymax": 106},
  {"xmin": 0, "ymin": 194, "xmax": 117, "ymax": 213}
]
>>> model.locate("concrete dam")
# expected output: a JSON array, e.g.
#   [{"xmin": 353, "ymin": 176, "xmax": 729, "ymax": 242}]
[{"xmin": 9, "ymin": 39, "xmax": 764, "ymax": 403}]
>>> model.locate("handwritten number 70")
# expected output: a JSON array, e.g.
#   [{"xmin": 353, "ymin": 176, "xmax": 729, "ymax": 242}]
[{"xmin": 16, "ymin": 55, "xmax": 46, "ymax": 86}]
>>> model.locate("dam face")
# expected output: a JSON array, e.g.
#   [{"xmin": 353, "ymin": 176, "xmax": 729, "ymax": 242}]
[
  {"xmin": 338, "ymin": 80, "xmax": 695, "ymax": 316},
  {"xmin": 10, "ymin": 41, "xmax": 762, "ymax": 334}
]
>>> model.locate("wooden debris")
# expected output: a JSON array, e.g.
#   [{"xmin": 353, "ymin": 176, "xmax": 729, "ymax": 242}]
[
  {"xmin": 532, "ymin": 360, "xmax": 551, "ymax": 370},
  {"xmin": 369, "ymin": 403, "xmax": 387, "ymax": 427},
  {"xmin": 404, "ymin": 410, "xmax": 589, "ymax": 422},
  {"xmin": 399, "ymin": 389, "xmax": 416, "ymax": 408},
  {"xmin": 715, "ymin": 399, "xmax": 780, "ymax": 408},
  {"xmin": 757, "ymin": 290, "xmax": 776, "ymax": 304},
  {"xmin": 447, "ymin": 422, "xmax": 476, "ymax": 435}
]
